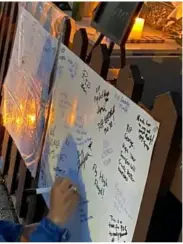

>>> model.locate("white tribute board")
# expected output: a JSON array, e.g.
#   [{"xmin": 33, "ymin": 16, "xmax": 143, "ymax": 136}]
[{"xmin": 38, "ymin": 43, "xmax": 159, "ymax": 242}]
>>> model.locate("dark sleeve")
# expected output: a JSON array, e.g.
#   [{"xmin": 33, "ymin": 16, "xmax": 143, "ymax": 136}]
[
  {"xmin": 30, "ymin": 218, "xmax": 70, "ymax": 242},
  {"xmin": 0, "ymin": 220, "xmax": 23, "ymax": 242}
]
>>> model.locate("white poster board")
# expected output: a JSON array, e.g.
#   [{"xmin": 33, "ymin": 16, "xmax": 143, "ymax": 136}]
[{"xmin": 38, "ymin": 43, "xmax": 159, "ymax": 242}]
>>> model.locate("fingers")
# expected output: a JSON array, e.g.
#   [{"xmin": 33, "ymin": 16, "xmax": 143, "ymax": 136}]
[
  {"xmin": 60, "ymin": 178, "xmax": 73, "ymax": 193},
  {"xmin": 54, "ymin": 177, "xmax": 76, "ymax": 195},
  {"xmin": 64, "ymin": 192, "xmax": 79, "ymax": 214},
  {"xmin": 54, "ymin": 177, "xmax": 64, "ymax": 187},
  {"xmin": 48, "ymin": 177, "xmax": 79, "ymax": 226},
  {"xmin": 64, "ymin": 186, "xmax": 79, "ymax": 204}
]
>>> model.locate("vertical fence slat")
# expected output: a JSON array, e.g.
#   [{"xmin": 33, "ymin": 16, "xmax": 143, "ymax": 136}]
[
  {"xmin": 116, "ymin": 65, "xmax": 144, "ymax": 102},
  {"xmin": 62, "ymin": 18, "xmax": 71, "ymax": 47},
  {"xmin": 170, "ymin": 153, "xmax": 182, "ymax": 202},
  {"xmin": 1, "ymin": 130, "xmax": 12, "ymax": 175},
  {"xmin": 89, "ymin": 44, "xmax": 109, "ymax": 79},
  {"xmin": 133, "ymin": 92, "xmax": 180, "ymax": 241},
  {"xmin": 0, "ymin": 3, "xmax": 11, "ymax": 63},
  {"xmin": 0, "ymin": 2, "xmax": 17, "ymax": 89},
  {"xmin": 6, "ymin": 142, "xmax": 20, "ymax": 194},
  {"xmin": 72, "ymin": 28, "xmax": 88, "ymax": 62},
  {"xmin": 15, "ymin": 159, "xmax": 30, "ymax": 218}
]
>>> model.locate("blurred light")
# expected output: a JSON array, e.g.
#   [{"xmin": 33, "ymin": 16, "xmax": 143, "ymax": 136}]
[{"xmin": 129, "ymin": 17, "xmax": 144, "ymax": 40}]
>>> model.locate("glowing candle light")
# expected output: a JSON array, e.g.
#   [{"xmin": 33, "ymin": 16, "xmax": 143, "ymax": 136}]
[
  {"xmin": 16, "ymin": 117, "xmax": 23, "ymax": 127},
  {"xmin": 129, "ymin": 17, "xmax": 145, "ymax": 40},
  {"xmin": 27, "ymin": 114, "xmax": 36, "ymax": 126}
]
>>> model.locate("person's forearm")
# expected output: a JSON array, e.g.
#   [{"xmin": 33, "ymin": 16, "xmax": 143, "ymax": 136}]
[{"xmin": 29, "ymin": 218, "xmax": 69, "ymax": 242}]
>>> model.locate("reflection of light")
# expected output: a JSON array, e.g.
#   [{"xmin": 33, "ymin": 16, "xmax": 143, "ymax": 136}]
[
  {"xmin": 67, "ymin": 112, "xmax": 76, "ymax": 127},
  {"xmin": 129, "ymin": 17, "xmax": 144, "ymax": 39},
  {"xmin": 16, "ymin": 117, "xmax": 23, "ymax": 127},
  {"xmin": 20, "ymin": 104, "xmax": 24, "ymax": 110},
  {"xmin": 66, "ymin": 99, "xmax": 77, "ymax": 127},
  {"xmin": 47, "ymin": 104, "xmax": 55, "ymax": 128},
  {"xmin": 2, "ymin": 98, "xmax": 38, "ymax": 130},
  {"xmin": 27, "ymin": 114, "xmax": 36, "ymax": 125}
]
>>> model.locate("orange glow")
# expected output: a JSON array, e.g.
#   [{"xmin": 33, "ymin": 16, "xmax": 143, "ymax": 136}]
[
  {"xmin": 67, "ymin": 112, "xmax": 76, "ymax": 127},
  {"xmin": 129, "ymin": 17, "xmax": 144, "ymax": 39},
  {"xmin": 27, "ymin": 114, "xmax": 36, "ymax": 125},
  {"xmin": 16, "ymin": 117, "xmax": 23, "ymax": 127},
  {"xmin": 47, "ymin": 104, "xmax": 55, "ymax": 127},
  {"xmin": 19, "ymin": 103, "xmax": 24, "ymax": 110},
  {"xmin": 2, "ymin": 98, "xmax": 38, "ymax": 130},
  {"xmin": 66, "ymin": 99, "xmax": 77, "ymax": 127}
]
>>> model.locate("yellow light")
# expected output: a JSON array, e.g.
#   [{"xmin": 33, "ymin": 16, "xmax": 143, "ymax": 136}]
[
  {"xmin": 16, "ymin": 117, "xmax": 23, "ymax": 127},
  {"xmin": 20, "ymin": 103, "xmax": 24, "ymax": 110},
  {"xmin": 27, "ymin": 114, "xmax": 36, "ymax": 125},
  {"xmin": 67, "ymin": 112, "xmax": 76, "ymax": 127},
  {"xmin": 66, "ymin": 99, "xmax": 77, "ymax": 127},
  {"xmin": 129, "ymin": 17, "xmax": 144, "ymax": 40}
]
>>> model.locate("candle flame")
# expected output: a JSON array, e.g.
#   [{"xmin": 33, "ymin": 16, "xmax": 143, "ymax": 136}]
[{"xmin": 129, "ymin": 17, "xmax": 144, "ymax": 40}]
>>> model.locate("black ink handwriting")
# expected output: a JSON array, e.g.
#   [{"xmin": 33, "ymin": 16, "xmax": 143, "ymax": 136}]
[
  {"xmin": 109, "ymin": 215, "xmax": 128, "ymax": 241},
  {"xmin": 81, "ymin": 69, "xmax": 91, "ymax": 94},
  {"xmin": 77, "ymin": 149, "xmax": 92, "ymax": 172}
]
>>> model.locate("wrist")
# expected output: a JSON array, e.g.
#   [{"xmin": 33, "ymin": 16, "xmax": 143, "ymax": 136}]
[
  {"xmin": 30, "ymin": 218, "xmax": 69, "ymax": 242},
  {"xmin": 47, "ymin": 212, "xmax": 64, "ymax": 226},
  {"xmin": 44, "ymin": 217, "xmax": 70, "ymax": 241}
]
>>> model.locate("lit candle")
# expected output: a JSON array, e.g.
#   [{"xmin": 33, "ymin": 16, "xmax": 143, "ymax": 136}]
[{"xmin": 129, "ymin": 17, "xmax": 145, "ymax": 40}]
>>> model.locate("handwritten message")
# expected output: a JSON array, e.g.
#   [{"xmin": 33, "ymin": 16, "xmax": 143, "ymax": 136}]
[
  {"xmin": 118, "ymin": 124, "xmax": 136, "ymax": 183},
  {"xmin": 109, "ymin": 214, "xmax": 128, "ymax": 242},
  {"xmin": 38, "ymin": 43, "xmax": 159, "ymax": 242},
  {"xmin": 92, "ymin": 163, "xmax": 108, "ymax": 198}
]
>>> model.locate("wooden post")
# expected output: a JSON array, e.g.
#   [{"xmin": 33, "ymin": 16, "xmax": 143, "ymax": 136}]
[
  {"xmin": 116, "ymin": 65, "xmax": 144, "ymax": 103},
  {"xmin": 1, "ymin": 130, "xmax": 12, "ymax": 175},
  {"xmin": 15, "ymin": 159, "xmax": 30, "ymax": 218},
  {"xmin": 0, "ymin": 2, "xmax": 17, "ymax": 88},
  {"xmin": 0, "ymin": 3, "xmax": 17, "ymax": 176},
  {"xmin": 0, "ymin": 2, "xmax": 11, "ymax": 62},
  {"xmin": 0, "ymin": 3, "xmax": 18, "ymax": 194},
  {"xmin": 89, "ymin": 44, "xmax": 109, "ymax": 80},
  {"xmin": 62, "ymin": 18, "xmax": 72, "ymax": 47},
  {"xmin": 158, "ymin": 93, "xmax": 182, "ymax": 196},
  {"xmin": 170, "ymin": 154, "xmax": 182, "ymax": 203},
  {"xmin": 133, "ymin": 92, "xmax": 181, "ymax": 241},
  {"xmin": 6, "ymin": 142, "xmax": 20, "ymax": 194},
  {"xmin": 72, "ymin": 28, "xmax": 88, "ymax": 62}
]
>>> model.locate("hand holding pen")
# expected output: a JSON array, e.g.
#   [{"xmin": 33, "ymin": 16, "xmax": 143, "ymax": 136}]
[{"xmin": 47, "ymin": 178, "xmax": 79, "ymax": 226}]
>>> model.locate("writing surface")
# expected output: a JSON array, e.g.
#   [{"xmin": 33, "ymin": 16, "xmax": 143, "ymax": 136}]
[
  {"xmin": 38, "ymin": 43, "xmax": 159, "ymax": 241},
  {"xmin": 2, "ymin": 7, "xmax": 57, "ymax": 176}
]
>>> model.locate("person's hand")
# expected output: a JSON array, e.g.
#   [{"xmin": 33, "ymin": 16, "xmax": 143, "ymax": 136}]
[{"xmin": 47, "ymin": 177, "xmax": 79, "ymax": 226}]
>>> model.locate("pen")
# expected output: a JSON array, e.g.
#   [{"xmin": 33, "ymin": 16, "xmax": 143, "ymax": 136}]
[
  {"xmin": 24, "ymin": 186, "xmax": 78, "ymax": 195},
  {"xmin": 24, "ymin": 187, "xmax": 52, "ymax": 195}
]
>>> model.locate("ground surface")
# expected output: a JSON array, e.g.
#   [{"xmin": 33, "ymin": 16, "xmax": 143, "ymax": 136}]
[{"xmin": 0, "ymin": 176, "xmax": 17, "ymax": 222}]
